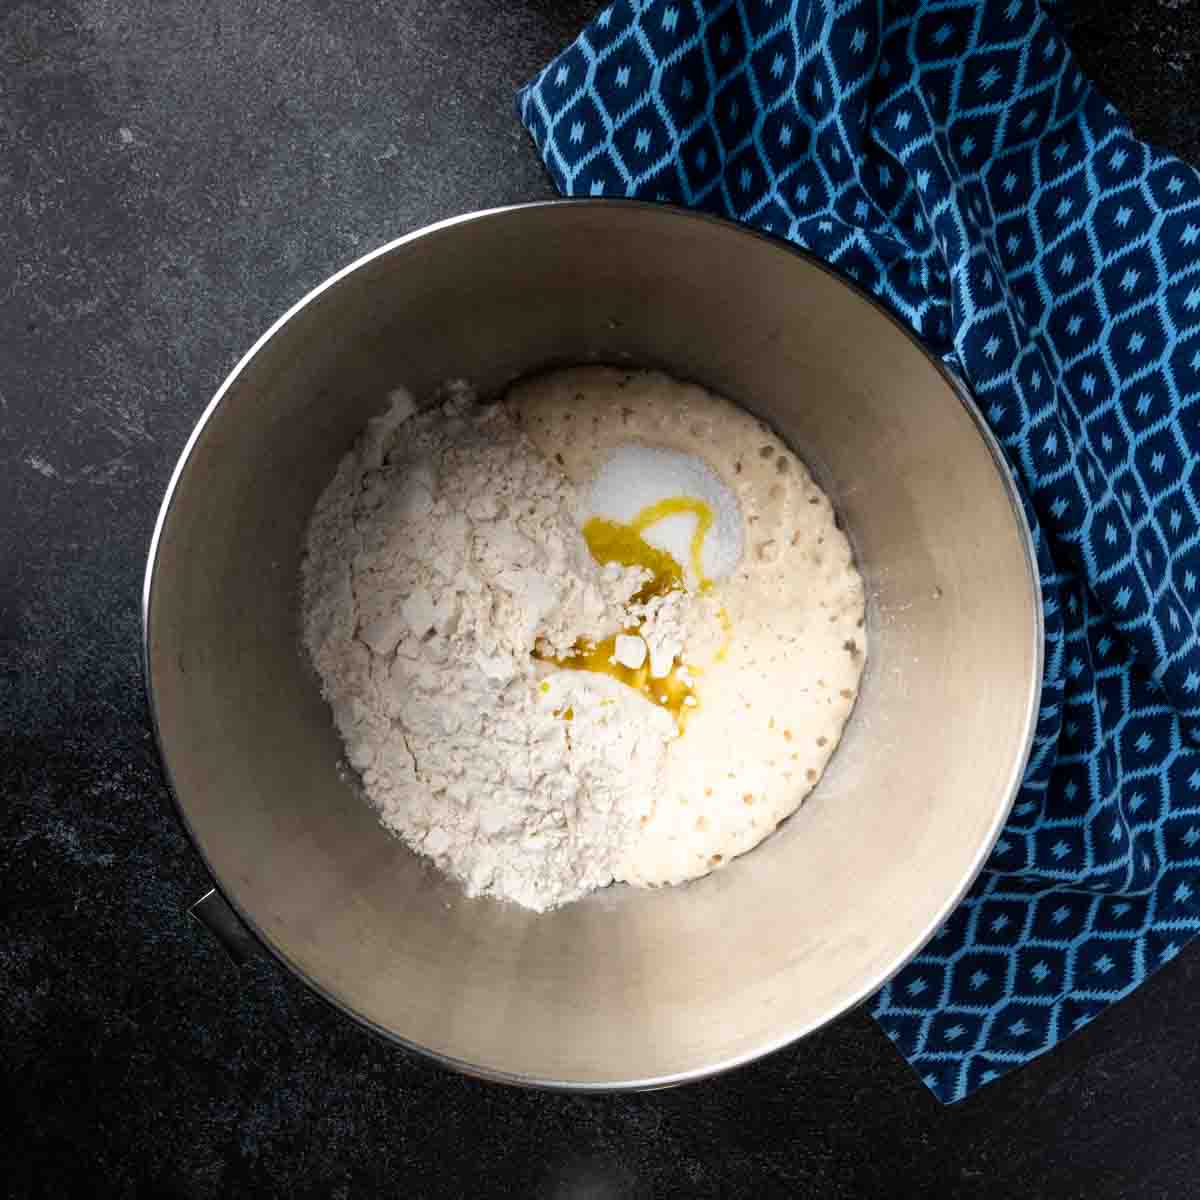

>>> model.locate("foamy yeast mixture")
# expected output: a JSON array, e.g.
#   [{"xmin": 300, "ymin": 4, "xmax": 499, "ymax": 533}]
[{"xmin": 510, "ymin": 367, "xmax": 866, "ymax": 886}]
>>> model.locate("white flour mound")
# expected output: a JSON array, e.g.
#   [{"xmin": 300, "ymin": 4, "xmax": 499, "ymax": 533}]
[{"xmin": 301, "ymin": 383, "xmax": 678, "ymax": 911}]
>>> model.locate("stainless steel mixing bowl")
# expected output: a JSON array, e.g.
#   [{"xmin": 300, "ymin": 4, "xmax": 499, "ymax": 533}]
[{"xmin": 143, "ymin": 201, "xmax": 1042, "ymax": 1088}]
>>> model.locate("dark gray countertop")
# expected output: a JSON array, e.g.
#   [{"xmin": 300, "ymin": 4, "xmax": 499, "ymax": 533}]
[{"xmin": 4, "ymin": 1, "xmax": 1200, "ymax": 1196}]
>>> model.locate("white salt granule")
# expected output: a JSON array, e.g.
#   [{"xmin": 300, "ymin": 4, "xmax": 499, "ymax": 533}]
[{"xmin": 586, "ymin": 445, "xmax": 743, "ymax": 583}]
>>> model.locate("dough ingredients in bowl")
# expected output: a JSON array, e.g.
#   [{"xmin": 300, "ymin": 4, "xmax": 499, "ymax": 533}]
[
  {"xmin": 301, "ymin": 366, "xmax": 865, "ymax": 910},
  {"xmin": 148, "ymin": 202, "xmax": 1041, "ymax": 1087}
]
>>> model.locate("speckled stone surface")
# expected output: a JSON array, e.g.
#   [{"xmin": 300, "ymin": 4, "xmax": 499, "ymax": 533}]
[{"xmin": 3, "ymin": 2, "xmax": 1199, "ymax": 1196}]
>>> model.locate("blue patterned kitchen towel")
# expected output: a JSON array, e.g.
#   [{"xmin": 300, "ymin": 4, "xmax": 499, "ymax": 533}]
[{"xmin": 518, "ymin": 0, "xmax": 1200, "ymax": 1102}]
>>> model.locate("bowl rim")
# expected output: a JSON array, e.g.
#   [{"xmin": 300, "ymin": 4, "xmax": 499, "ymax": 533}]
[{"xmin": 142, "ymin": 198, "xmax": 1045, "ymax": 1091}]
